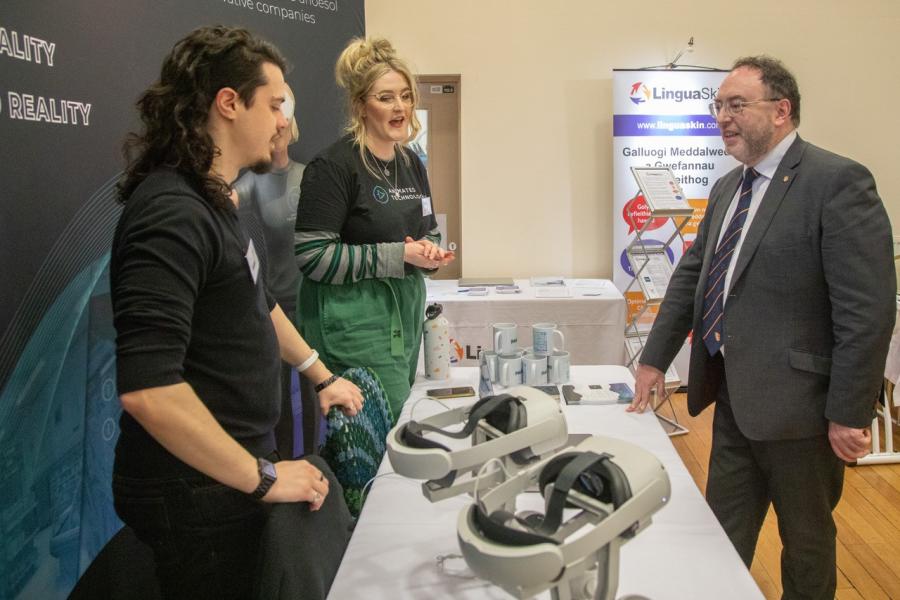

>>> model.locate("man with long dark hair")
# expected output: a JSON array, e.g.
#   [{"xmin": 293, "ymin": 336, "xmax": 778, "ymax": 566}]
[{"xmin": 110, "ymin": 26, "xmax": 362, "ymax": 598}]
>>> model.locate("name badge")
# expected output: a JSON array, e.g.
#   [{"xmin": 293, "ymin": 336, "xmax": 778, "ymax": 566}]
[
  {"xmin": 422, "ymin": 196, "xmax": 433, "ymax": 217},
  {"xmin": 245, "ymin": 239, "xmax": 260, "ymax": 284}
]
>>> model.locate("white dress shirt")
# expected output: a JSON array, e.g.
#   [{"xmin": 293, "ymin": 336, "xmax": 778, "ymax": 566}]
[{"xmin": 717, "ymin": 130, "xmax": 797, "ymax": 305}]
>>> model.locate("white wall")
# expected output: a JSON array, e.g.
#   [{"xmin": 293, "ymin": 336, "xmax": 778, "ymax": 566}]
[{"xmin": 366, "ymin": 0, "xmax": 900, "ymax": 278}]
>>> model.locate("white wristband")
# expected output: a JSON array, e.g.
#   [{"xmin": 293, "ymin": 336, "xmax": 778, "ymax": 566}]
[{"xmin": 295, "ymin": 350, "xmax": 319, "ymax": 373}]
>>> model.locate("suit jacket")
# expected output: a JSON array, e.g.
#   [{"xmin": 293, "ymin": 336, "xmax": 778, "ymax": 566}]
[{"xmin": 641, "ymin": 135, "xmax": 895, "ymax": 440}]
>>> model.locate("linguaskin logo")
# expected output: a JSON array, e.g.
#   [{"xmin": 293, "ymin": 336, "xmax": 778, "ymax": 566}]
[
  {"xmin": 629, "ymin": 82, "xmax": 651, "ymax": 105},
  {"xmin": 373, "ymin": 185, "xmax": 390, "ymax": 204},
  {"xmin": 628, "ymin": 81, "xmax": 717, "ymax": 105}
]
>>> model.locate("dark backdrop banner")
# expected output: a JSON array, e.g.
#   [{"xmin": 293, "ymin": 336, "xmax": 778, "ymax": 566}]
[{"xmin": 0, "ymin": 1, "xmax": 363, "ymax": 597}]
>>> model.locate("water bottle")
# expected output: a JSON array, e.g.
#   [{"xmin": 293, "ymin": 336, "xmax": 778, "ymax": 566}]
[{"xmin": 423, "ymin": 303, "xmax": 450, "ymax": 380}]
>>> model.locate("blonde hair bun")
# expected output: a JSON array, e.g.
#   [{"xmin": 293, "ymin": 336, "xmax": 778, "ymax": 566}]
[{"xmin": 335, "ymin": 37, "xmax": 397, "ymax": 91}]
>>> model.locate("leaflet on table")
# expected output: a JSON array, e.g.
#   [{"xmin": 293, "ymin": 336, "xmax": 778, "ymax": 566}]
[
  {"xmin": 626, "ymin": 248, "xmax": 673, "ymax": 302},
  {"xmin": 624, "ymin": 333, "xmax": 681, "ymax": 385},
  {"xmin": 630, "ymin": 167, "xmax": 693, "ymax": 216},
  {"xmin": 423, "ymin": 278, "xmax": 460, "ymax": 300},
  {"xmin": 530, "ymin": 276, "xmax": 566, "ymax": 287},
  {"xmin": 569, "ymin": 278, "xmax": 613, "ymax": 288},
  {"xmin": 569, "ymin": 279, "xmax": 617, "ymax": 297},
  {"xmin": 562, "ymin": 383, "xmax": 627, "ymax": 405}
]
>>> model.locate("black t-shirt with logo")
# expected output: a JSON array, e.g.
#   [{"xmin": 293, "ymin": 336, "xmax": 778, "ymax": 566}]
[{"xmin": 297, "ymin": 135, "xmax": 437, "ymax": 243}]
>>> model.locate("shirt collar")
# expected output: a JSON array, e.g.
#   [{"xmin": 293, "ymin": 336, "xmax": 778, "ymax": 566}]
[{"xmin": 748, "ymin": 130, "xmax": 797, "ymax": 181}]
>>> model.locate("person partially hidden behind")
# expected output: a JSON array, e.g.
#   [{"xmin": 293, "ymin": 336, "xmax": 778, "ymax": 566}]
[
  {"xmin": 233, "ymin": 82, "xmax": 308, "ymax": 458},
  {"xmin": 110, "ymin": 26, "xmax": 363, "ymax": 598},
  {"xmin": 629, "ymin": 56, "xmax": 894, "ymax": 599}
]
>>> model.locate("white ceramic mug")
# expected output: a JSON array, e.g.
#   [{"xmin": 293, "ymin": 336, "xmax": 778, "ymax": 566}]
[
  {"xmin": 492, "ymin": 322, "xmax": 518, "ymax": 354},
  {"xmin": 547, "ymin": 350, "xmax": 571, "ymax": 384},
  {"xmin": 532, "ymin": 323, "xmax": 565, "ymax": 356},
  {"xmin": 523, "ymin": 354, "xmax": 549, "ymax": 385},
  {"xmin": 498, "ymin": 352, "xmax": 524, "ymax": 386}
]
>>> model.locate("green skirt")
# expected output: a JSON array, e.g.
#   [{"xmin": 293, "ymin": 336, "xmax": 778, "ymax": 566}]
[{"xmin": 297, "ymin": 271, "xmax": 425, "ymax": 420}]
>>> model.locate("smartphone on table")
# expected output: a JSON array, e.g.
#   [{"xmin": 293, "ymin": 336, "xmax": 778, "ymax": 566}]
[{"xmin": 426, "ymin": 386, "xmax": 476, "ymax": 399}]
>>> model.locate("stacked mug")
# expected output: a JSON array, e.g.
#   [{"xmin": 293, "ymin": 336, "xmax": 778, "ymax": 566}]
[{"xmin": 483, "ymin": 322, "xmax": 570, "ymax": 386}]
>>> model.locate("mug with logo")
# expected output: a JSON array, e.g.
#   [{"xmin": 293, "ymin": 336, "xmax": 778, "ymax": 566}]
[
  {"xmin": 532, "ymin": 323, "xmax": 565, "ymax": 356},
  {"xmin": 498, "ymin": 352, "xmax": 524, "ymax": 386},
  {"xmin": 547, "ymin": 350, "xmax": 571, "ymax": 384},
  {"xmin": 492, "ymin": 322, "xmax": 518, "ymax": 354},
  {"xmin": 523, "ymin": 354, "xmax": 549, "ymax": 385}
]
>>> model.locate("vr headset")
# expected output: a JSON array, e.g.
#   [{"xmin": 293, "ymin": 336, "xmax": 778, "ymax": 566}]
[
  {"xmin": 457, "ymin": 435, "xmax": 671, "ymax": 600},
  {"xmin": 386, "ymin": 387, "xmax": 568, "ymax": 502}
]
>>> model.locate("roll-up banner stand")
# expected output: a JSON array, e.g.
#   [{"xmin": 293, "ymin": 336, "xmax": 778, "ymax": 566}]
[
  {"xmin": 0, "ymin": 2, "xmax": 363, "ymax": 597},
  {"xmin": 612, "ymin": 69, "xmax": 738, "ymax": 384}
]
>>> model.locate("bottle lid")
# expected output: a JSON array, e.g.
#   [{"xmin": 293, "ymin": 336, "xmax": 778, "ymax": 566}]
[{"xmin": 425, "ymin": 303, "xmax": 443, "ymax": 320}]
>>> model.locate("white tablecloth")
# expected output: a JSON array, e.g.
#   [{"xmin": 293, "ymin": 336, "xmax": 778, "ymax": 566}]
[
  {"xmin": 328, "ymin": 366, "xmax": 763, "ymax": 600},
  {"xmin": 425, "ymin": 279, "xmax": 627, "ymax": 366}
]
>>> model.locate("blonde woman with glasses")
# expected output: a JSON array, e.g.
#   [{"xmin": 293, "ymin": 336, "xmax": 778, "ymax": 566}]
[{"xmin": 295, "ymin": 37, "xmax": 454, "ymax": 420}]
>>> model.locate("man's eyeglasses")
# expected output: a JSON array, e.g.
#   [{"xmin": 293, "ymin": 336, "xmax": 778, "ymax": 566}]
[
  {"xmin": 367, "ymin": 91, "xmax": 414, "ymax": 107},
  {"xmin": 709, "ymin": 98, "xmax": 782, "ymax": 118}
]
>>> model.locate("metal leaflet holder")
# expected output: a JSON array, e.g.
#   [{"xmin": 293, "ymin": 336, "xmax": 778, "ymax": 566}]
[
  {"xmin": 385, "ymin": 386, "xmax": 569, "ymax": 502},
  {"xmin": 456, "ymin": 435, "xmax": 671, "ymax": 600}
]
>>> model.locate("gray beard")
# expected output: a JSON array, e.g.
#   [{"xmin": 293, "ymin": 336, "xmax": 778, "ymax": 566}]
[{"xmin": 738, "ymin": 122, "xmax": 775, "ymax": 165}]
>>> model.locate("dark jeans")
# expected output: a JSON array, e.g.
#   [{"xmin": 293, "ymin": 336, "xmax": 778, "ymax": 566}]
[{"xmin": 112, "ymin": 471, "xmax": 268, "ymax": 600}]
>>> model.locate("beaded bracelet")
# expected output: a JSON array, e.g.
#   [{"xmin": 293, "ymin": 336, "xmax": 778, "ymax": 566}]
[{"xmin": 314, "ymin": 374, "xmax": 340, "ymax": 393}]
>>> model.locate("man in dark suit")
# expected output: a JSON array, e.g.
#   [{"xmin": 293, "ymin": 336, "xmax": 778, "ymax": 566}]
[{"xmin": 630, "ymin": 56, "xmax": 895, "ymax": 599}]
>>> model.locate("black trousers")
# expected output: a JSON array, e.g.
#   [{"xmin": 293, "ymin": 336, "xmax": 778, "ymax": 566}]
[
  {"xmin": 112, "ymin": 454, "xmax": 350, "ymax": 600},
  {"xmin": 113, "ymin": 470, "xmax": 267, "ymax": 600},
  {"xmin": 706, "ymin": 353, "xmax": 844, "ymax": 600}
]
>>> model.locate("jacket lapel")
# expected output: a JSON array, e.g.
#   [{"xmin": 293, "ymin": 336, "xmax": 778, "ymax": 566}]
[{"xmin": 729, "ymin": 136, "xmax": 806, "ymax": 286}]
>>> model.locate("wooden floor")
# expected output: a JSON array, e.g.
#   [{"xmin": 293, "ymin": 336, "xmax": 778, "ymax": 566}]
[{"xmin": 664, "ymin": 393, "xmax": 900, "ymax": 600}]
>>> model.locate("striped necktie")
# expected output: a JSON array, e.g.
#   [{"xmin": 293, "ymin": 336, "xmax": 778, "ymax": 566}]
[{"xmin": 701, "ymin": 167, "xmax": 760, "ymax": 356}]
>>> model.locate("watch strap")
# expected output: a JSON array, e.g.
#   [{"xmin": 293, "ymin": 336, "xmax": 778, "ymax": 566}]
[{"xmin": 251, "ymin": 457, "xmax": 277, "ymax": 499}]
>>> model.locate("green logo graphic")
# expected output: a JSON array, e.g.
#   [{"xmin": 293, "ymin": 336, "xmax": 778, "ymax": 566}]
[{"xmin": 373, "ymin": 185, "xmax": 389, "ymax": 204}]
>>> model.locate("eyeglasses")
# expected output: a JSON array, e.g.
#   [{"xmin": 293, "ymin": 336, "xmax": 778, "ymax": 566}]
[
  {"xmin": 709, "ymin": 98, "xmax": 782, "ymax": 118},
  {"xmin": 367, "ymin": 91, "xmax": 414, "ymax": 107}
]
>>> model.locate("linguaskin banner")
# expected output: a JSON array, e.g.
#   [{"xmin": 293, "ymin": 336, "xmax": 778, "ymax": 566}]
[{"xmin": 612, "ymin": 69, "xmax": 738, "ymax": 381}]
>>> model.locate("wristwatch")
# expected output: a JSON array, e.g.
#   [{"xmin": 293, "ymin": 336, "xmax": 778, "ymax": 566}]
[{"xmin": 251, "ymin": 457, "xmax": 277, "ymax": 499}]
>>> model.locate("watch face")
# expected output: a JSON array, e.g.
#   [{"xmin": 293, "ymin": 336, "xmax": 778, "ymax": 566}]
[
  {"xmin": 260, "ymin": 458, "xmax": 277, "ymax": 481},
  {"xmin": 252, "ymin": 458, "xmax": 278, "ymax": 499}
]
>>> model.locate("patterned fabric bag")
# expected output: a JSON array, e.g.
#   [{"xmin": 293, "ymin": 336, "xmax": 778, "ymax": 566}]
[{"xmin": 319, "ymin": 367, "xmax": 394, "ymax": 517}]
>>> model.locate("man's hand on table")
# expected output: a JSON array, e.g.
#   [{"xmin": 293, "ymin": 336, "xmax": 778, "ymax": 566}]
[{"xmin": 628, "ymin": 363, "xmax": 665, "ymax": 413}]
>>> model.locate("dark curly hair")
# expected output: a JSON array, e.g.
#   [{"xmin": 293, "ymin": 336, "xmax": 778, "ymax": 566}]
[
  {"xmin": 732, "ymin": 55, "xmax": 801, "ymax": 126},
  {"xmin": 119, "ymin": 25, "xmax": 288, "ymax": 209}
]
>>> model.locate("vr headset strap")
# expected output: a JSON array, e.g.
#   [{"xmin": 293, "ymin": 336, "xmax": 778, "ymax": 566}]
[
  {"xmin": 536, "ymin": 451, "xmax": 608, "ymax": 536},
  {"xmin": 407, "ymin": 394, "xmax": 517, "ymax": 440}
]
